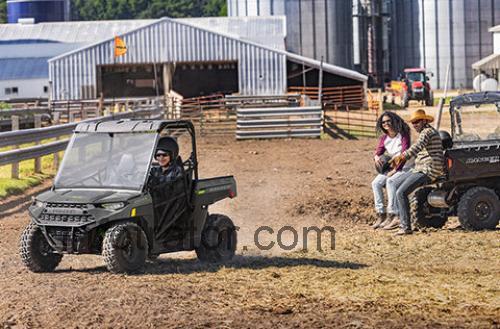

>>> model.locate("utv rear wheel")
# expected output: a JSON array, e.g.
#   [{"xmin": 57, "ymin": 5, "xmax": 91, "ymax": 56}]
[
  {"xmin": 102, "ymin": 223, "xmax": 149, "ymax": 273},
  {"xmin": 196, "ymin": 214, "xmax": 237, "ymax": 263},
  {"xmin": 457, "ymin": 187, "xmax": 500, "ymax": 230},
  {"xmin": 410, "ymin": 187, "xmax": 448, "ymax": 229},
  {"xmin": 20, "ymin": 223, "xmax": 62, "ymax": 272}
]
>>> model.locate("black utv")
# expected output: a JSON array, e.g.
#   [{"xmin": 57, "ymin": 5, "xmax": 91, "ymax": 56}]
[
  {"xmin": 20, "ymin": 120, "xmax": 237, "ymax": 273},
  {"xmin": 411, "ymin": 92, "xmax": 500, "ymax": 231}
]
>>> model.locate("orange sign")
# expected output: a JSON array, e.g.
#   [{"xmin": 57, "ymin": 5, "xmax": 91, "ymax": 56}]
[{"xmin": 114, "ymin": 36, "xmax": 127, "ymax": 57}]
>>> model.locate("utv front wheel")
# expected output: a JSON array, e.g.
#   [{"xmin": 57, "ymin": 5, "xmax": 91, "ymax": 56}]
[
  {"xmin": 102, "ymin": 223, "xmax": 149, "ymax": 273},
  {"xmin": 20, "ymin": 223, "xmax": 62, "ymax": 272},
  {"xmin": 196, "ymin": 214, "xmax": 237, "ymax": 263},
  {"xmin": 410, "ymin": 187, "xmax": 448, "ymax": 229},
  {"xmin": 457, "ymin": 187, "xmax": 500, "ymax": 230}
]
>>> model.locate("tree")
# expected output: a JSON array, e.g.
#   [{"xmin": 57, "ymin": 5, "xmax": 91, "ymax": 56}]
[
  {"xmin": 202, "ymin": 0, "xmax": 227, "ymax": 17},
  {"xmin": 0, "ymin": 0, "xmax": 6, "ymax": 24}
]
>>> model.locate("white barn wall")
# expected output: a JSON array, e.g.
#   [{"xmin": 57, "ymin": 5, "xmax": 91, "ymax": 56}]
[{"xmin": 0, "ymin": 78, "xmax": 49, "ymax": 100}]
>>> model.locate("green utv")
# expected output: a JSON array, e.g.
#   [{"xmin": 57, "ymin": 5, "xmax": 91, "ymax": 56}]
[{"xmin": 20, "ymin": 120, "xmax": 237, "ymax": 273}]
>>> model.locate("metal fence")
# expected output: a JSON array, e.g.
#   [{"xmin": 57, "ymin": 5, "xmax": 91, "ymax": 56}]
[
  {"xmin": 0, "ymin": 106, "xmax": 163, "ymax": 178},
  {"xmin": 236, "ymin": 106, "xmax": 322, "ymax": 139},
  {"xmin": 323, "ymin": 105, "xmax": 379, "ymax": 139}
]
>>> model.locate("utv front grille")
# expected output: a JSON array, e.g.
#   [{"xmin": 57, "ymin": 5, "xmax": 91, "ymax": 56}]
[
  {"xmin": 39, "ymin": 213, "xmax": 95, "ymax": 223},
  {"xmin": 39, "ymin": 203, "xmax": 94, "ymax": 224}
]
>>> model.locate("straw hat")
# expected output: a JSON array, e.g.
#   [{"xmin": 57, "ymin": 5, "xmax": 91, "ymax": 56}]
[{"xmin": 409, "ymin": 109, "xmax": 434, "ymax": 123}]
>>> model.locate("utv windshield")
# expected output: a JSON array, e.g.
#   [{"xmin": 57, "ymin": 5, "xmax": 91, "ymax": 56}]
[
  {"xmin": 452, "ymin": 104, "xmax": 500, "ymax": 142},
  {"xmin": 54, "ymin": 132, "xmax": 156, "ymax": 190}
]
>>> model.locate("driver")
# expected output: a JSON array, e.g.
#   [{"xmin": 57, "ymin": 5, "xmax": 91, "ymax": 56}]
[{"xmin": 150, "ymin": 137, "xmax": 183, "ymax": 184}]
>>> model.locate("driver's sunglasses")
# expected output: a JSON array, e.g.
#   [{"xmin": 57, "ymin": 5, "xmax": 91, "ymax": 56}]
[
  {"xmin": 382, "ymin": 120, "xmax": 392, "ymax": 125},
  {"xmin": 155, "ymin": 153, "xmax": 169, "ymax": 158},
  {"xmin": 412, "ymin": 119, "xmax": 423, "ymax": 125}
]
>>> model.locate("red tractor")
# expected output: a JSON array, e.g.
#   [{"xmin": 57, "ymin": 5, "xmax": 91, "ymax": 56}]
[{"xmin": 388, "ymin": 68, "xmax": 434, "ymax": 108}]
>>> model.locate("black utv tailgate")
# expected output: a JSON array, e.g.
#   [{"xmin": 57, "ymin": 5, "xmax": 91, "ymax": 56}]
[{"xmin": 194, "ymin": 176, "xmax": 237, "ymax": 205}]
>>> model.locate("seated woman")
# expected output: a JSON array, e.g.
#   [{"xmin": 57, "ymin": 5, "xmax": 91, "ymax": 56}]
[
  {"xmin": 150, "ymin": 137, "xmax": 183, "ymax": 184},
  {"xmin": 371, "ymin": 111, "xmax": 411, "ymax": 230}
]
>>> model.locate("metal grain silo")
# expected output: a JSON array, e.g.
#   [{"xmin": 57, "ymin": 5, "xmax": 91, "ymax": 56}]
[
  {"xmin": 227, "ymin": 0, "xmax": 353, "ymax": 68},
  {"xmin": 391, "ymin": 0, "xmax": 500, "ymax": 89}
]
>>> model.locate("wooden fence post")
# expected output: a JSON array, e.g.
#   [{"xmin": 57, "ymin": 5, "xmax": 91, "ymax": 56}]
[
  {"xmin": 52, "ymin": 112, "xmax": 61, "ymax": 170},
  {"xmin": 34, "ymin": 114, "xmax": 42, "ymax": 173},
  {"xmin": 11, "ymin": 115, "xmax": 20, "ymax": 179}
]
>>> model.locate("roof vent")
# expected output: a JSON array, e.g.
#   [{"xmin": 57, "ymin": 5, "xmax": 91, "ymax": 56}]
[{"xmin": 18, "ymin": 18, "xmax": 36, "ymax": 25}]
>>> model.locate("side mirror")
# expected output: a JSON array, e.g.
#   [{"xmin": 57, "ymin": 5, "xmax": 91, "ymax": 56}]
[{"xmin": 425, "ymin": 76, "xmax": 430, "ymax": 81}]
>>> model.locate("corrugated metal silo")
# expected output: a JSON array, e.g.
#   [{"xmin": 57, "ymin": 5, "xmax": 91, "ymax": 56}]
[
  {"xmin": 391, "ymin": 0, "xmax": 500, "ymax": 89},
  {"xmin": 227, "ymin": 0, "xmax": 353, "ymax": 68}
]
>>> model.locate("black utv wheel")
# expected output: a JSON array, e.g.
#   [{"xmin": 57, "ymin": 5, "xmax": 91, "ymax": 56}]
[
  {"xmin": 20, "ymin": 223, "xmax": 62, "ymax": 273},
  {"xmin": 102, "ymin": 223, "xmax": 149, "ymax": 274},
  {"xmin": 410, "ymin": 187, "xmax": 448, "ymax": 229},
  {"xmin": 196, "ymin": 214, "xmax": 237, "ymax": 263},
  {"xmin": 457, "ymin": 187, "xmax": 500, "ymax": 230}
]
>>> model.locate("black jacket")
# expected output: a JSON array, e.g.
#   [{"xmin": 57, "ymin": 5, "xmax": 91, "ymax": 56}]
[{"xmin": 150, "ymin": 163, "xmax": 183, "ymax": 185}]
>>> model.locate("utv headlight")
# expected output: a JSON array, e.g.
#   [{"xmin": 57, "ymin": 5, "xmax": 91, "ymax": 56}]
[
  {"xmin": 101, "ymin": 202, "xmax": 126, "ymax": 211},
  {"xmin": 32, "ymin": 198, "xmax": 44, "ymax": 208}
]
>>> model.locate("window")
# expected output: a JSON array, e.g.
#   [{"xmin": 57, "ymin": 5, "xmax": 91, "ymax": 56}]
[
  {"xmin": 43, "ymin": 86, "xmax": 48, "ymax": 93},
  {"xmin": 5, "ymin": 87, "xmax": 19, "ymax": 95}
]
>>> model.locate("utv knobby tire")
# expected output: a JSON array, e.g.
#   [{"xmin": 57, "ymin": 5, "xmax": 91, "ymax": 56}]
[
  {"xmin": 410, "ymin": 187, "xmax": 448, "ymax": 229},
  {"xmin": 102, "ymin": 223, "xmax": 148, "ymax": 274},
  {"xmin": 457, "ymin": 187, "xmax": 500, "ymax": 231},
  {"xmin": 20, "ymin": 223, "xmax": 62, "ymax": 273},
  {"xmin": 196, "ymin": 214, "xmax": 237, "ymax": 263}
]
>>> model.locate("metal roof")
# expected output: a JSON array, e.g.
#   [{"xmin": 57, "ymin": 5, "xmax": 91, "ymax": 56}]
[
  {"xmin": 0, "ymin": 57, "xmax": 50, "ymax": 79},
  {"xmin": 472, "ymin": 53, "xmax": 500, "ymax": 70},
  {"xmin": 0, "ymin": 16, "xmax": 286, "ymax": 50}
]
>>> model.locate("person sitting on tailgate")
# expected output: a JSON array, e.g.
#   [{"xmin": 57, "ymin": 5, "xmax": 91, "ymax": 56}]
[{"xmin": 150, "ymin": 136, "xmax": 183, "ymax": 184}]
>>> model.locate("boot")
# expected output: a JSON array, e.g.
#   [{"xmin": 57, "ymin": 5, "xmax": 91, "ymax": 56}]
[
  {"xmin": 383, "ymin": 215, "xmax": 400, "ymax": 230},
  {"xmin": 378, "ymin": 214, "xmax": 393, "ymax": 229},
  {"xmin": 372, "ymin": 213, "xmax": 386, "ymax": 229},
  {"xmin": 394, "ymin": 228, "xmax": 413, "ymax": 235}
]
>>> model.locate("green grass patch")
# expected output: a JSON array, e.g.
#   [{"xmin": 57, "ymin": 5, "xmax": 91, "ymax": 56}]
[
  {"xmin": 382, "ymin": 102, "xmax": 404, "ymax": 110},
  {"xmin": 0, "ymin": 154, "xmax": 58, "ymax": 199},
  {"xmin": 433, "ymin": 96, "xmax": 453, "ymax": 106}
]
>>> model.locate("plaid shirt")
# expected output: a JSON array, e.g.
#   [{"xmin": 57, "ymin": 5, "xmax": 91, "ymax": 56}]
[{"xmin": 402, "ymin": 124, "xmax": 444, "ymax": 181}]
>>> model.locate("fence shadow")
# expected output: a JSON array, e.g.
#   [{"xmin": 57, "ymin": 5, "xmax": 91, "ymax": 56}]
[
  {"xmin": 323, "ymin": 121, "xmax": 358, "ymax": 140},
  {"xmin": 0, "ymin": 184, "xmax": 51, "ymax": 219}
]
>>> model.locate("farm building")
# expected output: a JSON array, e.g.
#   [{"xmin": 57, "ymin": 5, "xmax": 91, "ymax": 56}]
[{"xmin": 0, "ymin": 16, "xmax": 366, "ymax": 102}]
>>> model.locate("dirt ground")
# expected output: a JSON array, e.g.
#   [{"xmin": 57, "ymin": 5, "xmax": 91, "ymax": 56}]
[{"xmin": 0, "ymin": 137, "xmax": 499, "ymax": 328}]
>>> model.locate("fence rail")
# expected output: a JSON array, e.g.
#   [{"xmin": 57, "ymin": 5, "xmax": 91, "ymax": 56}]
[
  {"xmin": 0, "ymin": 106, "xmax": 163, "ymax": 177},
  {"xmin": 236, "ymin": 106, "xmax": 322, "ymax": 140}
]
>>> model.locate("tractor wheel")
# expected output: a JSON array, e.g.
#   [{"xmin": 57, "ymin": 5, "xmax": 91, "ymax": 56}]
[
  {"xmin": 102, "ymin": 222, "xmax": 149, "ymax": 274},
  {"xmin": 425, "ymin": 93, "xmax": 434, "ymax": 106},
  {"xmin": 196, "ymin": 214, "xmax": 237, "ymax": 263},
  {"xmin": 410, "ymin": 187, "xmax": 448, "ymax": 229},
  {"xmin": 20, "ymin": 223, "xmax": 62, "ymax": 273},
  {"xmin": 400, "ymin": 92, "xmax": 409, "ymax": 108},
  {"xmin": 457, "ymin": 187, "xmax": 500, "ymax": 230}
]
